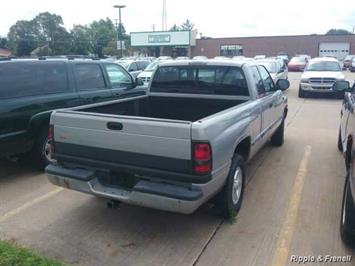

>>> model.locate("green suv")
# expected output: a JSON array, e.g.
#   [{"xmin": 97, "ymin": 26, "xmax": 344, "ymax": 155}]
[{"xmin": 0, "ymin": 58, "xmax": 145, "ymax": 167}]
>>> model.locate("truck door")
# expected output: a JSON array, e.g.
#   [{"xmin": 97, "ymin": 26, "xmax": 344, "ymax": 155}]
[
  {"xmin": 73, "ymin": 62, "xmax": 113, "ymax": 104},
  {"xmin": 257, "ymin": 65, "xmax": 281, "ymax": 138}
]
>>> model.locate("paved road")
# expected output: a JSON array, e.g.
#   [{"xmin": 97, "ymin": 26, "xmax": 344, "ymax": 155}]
[{"xmin": 1, "ymin": 72, "xmax": 355, "ymax": 266}]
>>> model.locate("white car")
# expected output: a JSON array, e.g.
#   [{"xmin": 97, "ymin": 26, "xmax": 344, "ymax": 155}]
[
  {"xmin": 213, "ymin": 56, "xmax": 231, "ymax": 60},
  {"xmin": 192, "ymin": 56, "xmax": 208, "ymax": 60},
  {"xmin": 299, "ymin": 57, "xmax": 345, "ymax": 98},
  {"xmin": 175, "ymin": 56, "xmax": 189, "ymax": 60},
  {"xmin": 254, "ymin": 55, "xmax": 266, "ymax": 60},
  {"xmin": 137, "ymin": 60, "xmax": 171, "ymax": 86},
  {"xmin": 258, "ymin": 59, "xmax": 288, "ymax": 84}
]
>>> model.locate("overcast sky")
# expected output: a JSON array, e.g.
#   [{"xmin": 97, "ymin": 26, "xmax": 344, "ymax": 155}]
[{"xmin": 1, "ymin": 0, "xmax": 355, "ymax": 38}]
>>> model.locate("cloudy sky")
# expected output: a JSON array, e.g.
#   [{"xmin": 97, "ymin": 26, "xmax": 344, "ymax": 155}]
[{"xmin": 1, "ymin": 0, "xmax": 355, "ymax": 38}]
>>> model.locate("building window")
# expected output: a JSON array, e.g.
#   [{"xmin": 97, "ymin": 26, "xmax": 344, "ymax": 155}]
[{"xmin": 220, "ymin": 44, "xmax": 243, "ymax": 57}]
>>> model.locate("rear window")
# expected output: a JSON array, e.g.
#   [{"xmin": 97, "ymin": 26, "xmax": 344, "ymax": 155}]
[
  {"xmin": 151, "ymin": 66, "xmax": 249, "ymax": 96},
  {"xmin": 0, "ymin": 62, "xmax": 69, "ymax": 99}
]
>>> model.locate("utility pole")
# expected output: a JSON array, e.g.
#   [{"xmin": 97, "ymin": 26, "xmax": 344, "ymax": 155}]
[
  {"xmin": 162, "ymin": 0, "xmax": 167, "ymax": 31},
  {"xmin": 114, "ymin": 4, "xmax": 126, "ymax": 58}
]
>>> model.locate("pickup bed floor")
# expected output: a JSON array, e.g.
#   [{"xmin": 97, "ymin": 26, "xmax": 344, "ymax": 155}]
[{"xmin": 82, "ymin": 96, "xmax": 245, "ymax": 122}]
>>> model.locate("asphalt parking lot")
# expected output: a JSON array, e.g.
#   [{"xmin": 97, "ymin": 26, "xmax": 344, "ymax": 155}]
[{"xmin": 1, "ymin": 71, "xmax": 355, "ymax": 266}]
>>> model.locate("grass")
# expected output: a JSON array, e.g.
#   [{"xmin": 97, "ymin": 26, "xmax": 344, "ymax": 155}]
[{"xmin": 0, "ymin": 240, "xmax": 64, "ymax": 266}]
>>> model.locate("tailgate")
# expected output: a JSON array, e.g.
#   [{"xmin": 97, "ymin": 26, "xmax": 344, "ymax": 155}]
[{"xmin": 52, "ymin": 111, "xmax": 193, "ymax": 173}]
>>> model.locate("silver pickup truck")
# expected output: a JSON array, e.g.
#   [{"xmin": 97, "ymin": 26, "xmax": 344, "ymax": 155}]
[{"xmin": 46, "ymin": 60, "xmax": 289, "ymax": 217}]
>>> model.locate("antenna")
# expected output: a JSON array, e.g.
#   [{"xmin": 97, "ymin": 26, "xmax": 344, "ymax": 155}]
[{"xmin": 162, "ymin": 0, "xmax": 167, "ymax": 31}]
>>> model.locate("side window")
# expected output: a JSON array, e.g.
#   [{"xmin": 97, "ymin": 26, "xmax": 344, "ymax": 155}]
[
  {"xmin": 129, "ymin": 62, "xmax": 138, "ymax": 72},
  {"xmin": 104, "ymin": 64, "xmax": 132, "ymax": 88},
  {"xmin": 257, "ymin": 66, "xmax": 275, "ymax": 93},
  {"xmin": 0, "ymin": 62, "xmax": 69, "ymax": 99},
  {"xmin": 250, "ymin": 66, "xmax": 265, "ymax": 96},
  {"xmin": 75, "ymin": 63, "xmax": 106, "ymax": 91},
  {"xmin": 137, "ymin": 61, "xmax": 149, "ymax": 70},
  {"xmin": 38, "ymin": 62, "xmax": 69, "ymax": 94}
]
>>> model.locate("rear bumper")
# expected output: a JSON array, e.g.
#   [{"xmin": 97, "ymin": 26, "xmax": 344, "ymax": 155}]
[{"xmin": 46, "ymin": 163, "xmax": 229, "ymax": 214}]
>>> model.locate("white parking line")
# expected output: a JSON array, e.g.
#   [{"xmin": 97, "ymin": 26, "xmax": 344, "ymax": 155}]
[{"xmin": 0, "ymin": 187, "xmax": 63, "ymax": 223}]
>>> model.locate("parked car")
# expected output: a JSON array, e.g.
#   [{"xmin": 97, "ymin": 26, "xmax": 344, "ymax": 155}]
[
  {"xmin": 288, "ymin": 56, "xmax": 308, "ymax": 71},
  {"xmin": 157, "ymin": 56, "xmax": 173, "ymax": 61},
  {"xmin": 257, "ymin": 59, "xmax": 288, "ymax": 84},
  {"xmin": 232, "ymin": 56, "xmax": 245, "ymax": 60},
  {"xmin": 277, "ymin": 52, "xmax": 289, "ymax": 63},
  {"xmin": 116, "ymin": 60, "xmax": 150, "ymax": 79},
  {"xmin": 298, "ymin": 57, "xmax": 345, "ymax": 98},
  {"xmin": 192, "ymin": 56, "xmax": 208, "ymax": 60},
  {"xmin": 137, "ymin": 60, "xmax": 171, "ymax": 86},
  {"xmin": 254, "ymin": 55, "xmax": 266, "ymax": 60},
  {"xmin": 213, "ymin": 56, "xmax": 231, "ymax": 60},
  {"xmin": 349, "ymin": 57, "xmax": 355, "ymax": 72},
  {"xmin": 0, "ymin": 58, "xmax": 145, "ymax": 167},
  {"xmin": 46, "ymin": 60, "xmax": 289, "ymax": 217},
  {"xmin": 175, "ymin": 56, "xmax": 189, "ymax": 60},
  {"xmin": 343, "ymin": 55, "xmax": 355, "ymax": 70},
  {"xmin": 337, "ymin": 80, "xmax": 355, "ymax": 246}
]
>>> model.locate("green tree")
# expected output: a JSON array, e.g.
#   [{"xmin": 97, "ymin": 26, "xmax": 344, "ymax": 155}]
[
  {"xmin": 89, "ymin": 18, "xmax": 116, "ymax": 58},
  {"xmin": 33, "ymin": 12, "xmax": 72, "ymax": 55},
  {"xmin": 70, "ymin": 25, "xmax": 92, "ymax": 55},
  {"xmin": 7, "ymin": 20, "xmax": 39, "ymax": 56},
  {"xmin": 180, "ymin": 19, "xmax": 195, "ymax": 31},
  {"xmin": 169, "ymin": 24, "xmax": 181, "ymax": 31},
  {"xmin": 326, "ymin": 29, "xmax": 353, "ymax": 35},
  {"xmin": 0, "ymin": 37, "xmax": 7, "ymax": 48}
]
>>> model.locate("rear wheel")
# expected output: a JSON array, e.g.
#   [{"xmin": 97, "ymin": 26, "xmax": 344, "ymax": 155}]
[
  {"xmin": 340, "ymin": 175, "xmax": 355, "ymax": 246},
  {"xmin": 217, "ymin": 154, "xmax": 245, "ymax": 218},
  {"xmin": 338, "ymin": 129, "xmax": 343, "ymax": 152},
  {"xmin": 31, "ymin": 127, "xmax": 54, "ymax": 168},
  {"xmin": 298, "ymin": 87, "xmax": 305, "ymax": 98},
  {"xmin": 270, "ymin": 119, "xmax": 284, "ymax": 147}
]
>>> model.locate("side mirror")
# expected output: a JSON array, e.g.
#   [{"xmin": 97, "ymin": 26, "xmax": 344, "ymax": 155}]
[
  {"xmin": 276, "ymin": 79, "xmax": 290, "ymax": 91},
  {"xmin": 135, "ymin": 77, "xmax": 144, "ymax": 87},
  {"xmin": 333, "ymin": 80, "xmax": 351, "ymax": 92}
]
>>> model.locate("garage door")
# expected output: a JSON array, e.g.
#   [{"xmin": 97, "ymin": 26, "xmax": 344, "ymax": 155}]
[{"xmin": 319, "ymin": 42, "xmax": 350, "ymax": 60}]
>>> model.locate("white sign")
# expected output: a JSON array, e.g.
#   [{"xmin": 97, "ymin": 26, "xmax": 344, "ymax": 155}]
[{"xmin": 131, "ymin": 31, "xmax": 195, "ymax": 47}]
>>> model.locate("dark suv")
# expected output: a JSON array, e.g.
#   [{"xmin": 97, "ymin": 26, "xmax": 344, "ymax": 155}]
[{"xmin": 0, "ymin": 58, "xmax": 145, "ymax": 167}]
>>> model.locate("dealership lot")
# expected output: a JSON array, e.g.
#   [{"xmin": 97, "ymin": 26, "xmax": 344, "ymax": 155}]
[{"xmin": 1, "ymin": 72, "xmax": 355, "ymax": 266}]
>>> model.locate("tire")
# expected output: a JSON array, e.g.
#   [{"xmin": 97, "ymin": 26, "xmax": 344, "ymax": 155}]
[
  {"xmin": 298, "ymin": 87, "xmax": 305, "ymax": 98},
  {"xmin": 340, "ymin": 175, "xmax": 355, "ymax": 246},
  {"xmin": 338, "ymin": 129, "xmax": 343, "ymax": 152},
  {"xmin": 336, "ymin": 92, "xmax": 345, "ymax": 100},
  {"xmin": 270, "ymin": 119, "xmax": 285, "ymax": 147},
  {"xmin": 31, "ymin": 127, "xmax": 53, "ymax": 168},
  {"xmin": 217, "ymin": 154, "xmax": 245, "ymax": 218}
]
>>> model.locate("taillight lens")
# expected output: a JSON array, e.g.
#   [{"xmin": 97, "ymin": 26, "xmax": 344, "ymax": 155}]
[
  {"xmin": 193, "ymin": 143, "xmax": 212, "ymax": 175},
  {"xmin": 194, "ymin": 144, "xmax": 211, "ymax": 161}
]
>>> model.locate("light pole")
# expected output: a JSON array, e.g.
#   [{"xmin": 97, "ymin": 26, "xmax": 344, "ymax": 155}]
[{"xmin": 114, "ymin": 4, "xmax": 126, "ymax": 58}]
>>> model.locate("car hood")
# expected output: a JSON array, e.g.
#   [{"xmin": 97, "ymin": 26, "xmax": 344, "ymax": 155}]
[
  {"xmin": 301, "ymin": 71, "xmax": 345, "ymax": 79},
  {"xmin": 137, "ymin": 71, "xmax": 153, "ymax": 79}
]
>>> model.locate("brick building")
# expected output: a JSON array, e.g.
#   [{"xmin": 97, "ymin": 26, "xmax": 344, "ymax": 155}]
[{"xmin": 190, "ymin": 34, "xmax": 355, "ymax": 60}]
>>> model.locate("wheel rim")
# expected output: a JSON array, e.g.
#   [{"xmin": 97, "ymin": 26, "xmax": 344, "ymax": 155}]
[
  {"xmin": 232, "ymin": 167, "xmax": 243, "ymax": 205},
  {"xmin": 43, "ymin": 138, "xmax": 54, "ymax": 163}
]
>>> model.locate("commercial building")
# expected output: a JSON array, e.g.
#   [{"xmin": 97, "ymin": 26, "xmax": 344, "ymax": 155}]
[
  {"xmin": 130, "ymin": 30, "xmax": 197, "ymax": 57},
  {"xmin": 131, "ymin": 32, "xmax": 355, "ymax": 60},
  {"xmin": 191, "ymin": 34, "xmax": 355, "ymax": 60}
]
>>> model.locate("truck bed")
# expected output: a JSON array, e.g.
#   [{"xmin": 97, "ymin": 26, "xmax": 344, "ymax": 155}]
[{"xmin": 81, "ymin": 96, "xmax": 246, "ymax": 122}]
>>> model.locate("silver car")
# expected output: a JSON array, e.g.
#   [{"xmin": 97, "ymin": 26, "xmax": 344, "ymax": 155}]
[
  {"xmin": 258, "ymin": 59, "xmax": 288, "ymax": 84},
  {"xmin": 117, "ymin": 60, "xmax": 150, "ymax": 79}
]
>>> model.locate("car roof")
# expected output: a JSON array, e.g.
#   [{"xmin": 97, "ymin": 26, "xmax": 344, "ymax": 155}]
[
  {"xmin": 0, "ymin": 57, "xmax": 103, "ymax": 64},
  {"xmin": 156, "ymin": 59, "xmax": 256, "ymax": 68},
  {"xmin": 309, "ymin": 57, "xmax": 339, "ymax": 62}
]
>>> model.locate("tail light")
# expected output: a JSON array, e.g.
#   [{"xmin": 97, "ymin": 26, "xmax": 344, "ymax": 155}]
[
  {"xmin": 192, "ymin": 142, "xmax": 212, "ymax": 175},
  {"xmin": 48, "ymin": 125, "xmax": 54, "ymax": 154}
]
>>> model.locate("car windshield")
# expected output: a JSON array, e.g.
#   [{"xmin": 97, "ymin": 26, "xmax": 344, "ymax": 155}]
[
  {"xmin": 259, "ymin": 61, "xmax": 277, "ymax": 73},
  {"xmin": 117, "ymin": 61, "xmax": 130, "ymax": 69},
  {"xmin": 145, "ymin": 61, "xmax": 163, "ymax": 71},
  {"xmin": 290, "ymin": 57, "xmax": 305, "ymax": 63},
  {"xmin": 305, "ymin": 61, "xmax": 341, "ymax": 71}
]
